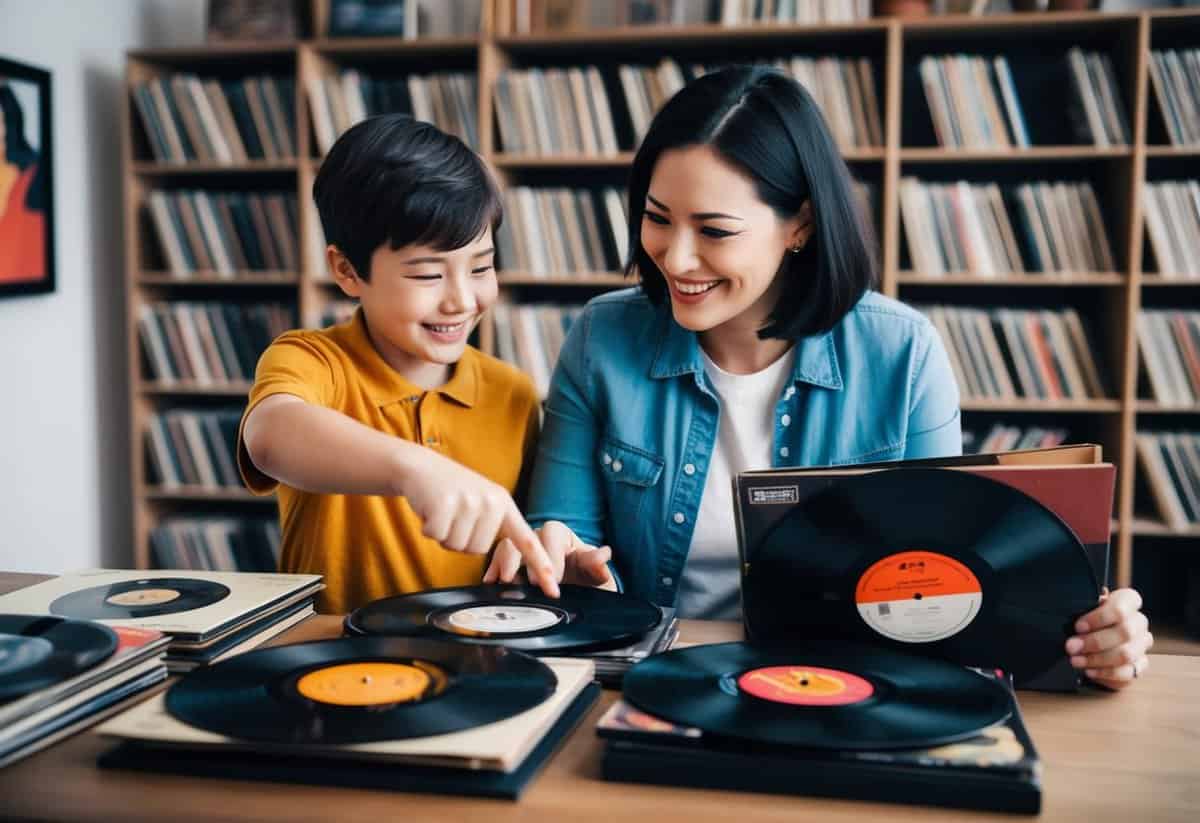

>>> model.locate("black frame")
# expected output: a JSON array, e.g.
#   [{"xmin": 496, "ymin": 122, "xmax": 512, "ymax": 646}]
[{"xmin": 0, "ymin": 56, "xmax": 55, "ymax": 298}]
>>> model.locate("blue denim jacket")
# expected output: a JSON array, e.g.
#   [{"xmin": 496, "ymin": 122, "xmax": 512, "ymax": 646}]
[{"xmin": 525, "ymin": 287, "xmax": 962, "ymax": 608}]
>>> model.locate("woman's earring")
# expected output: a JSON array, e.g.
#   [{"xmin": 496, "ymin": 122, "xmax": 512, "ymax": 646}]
[{"xmin": 788, "ymin": 244, "xmax": 803, "ymax": 254}]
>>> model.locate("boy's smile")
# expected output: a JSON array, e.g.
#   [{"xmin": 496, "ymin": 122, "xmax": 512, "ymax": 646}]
[{"xmin": 331, "ymin": 229, "xmax": 498, "ymax": 389}]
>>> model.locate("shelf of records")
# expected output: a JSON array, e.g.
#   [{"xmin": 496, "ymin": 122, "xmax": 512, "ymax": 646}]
[
  {"xmin": 898, "ymin": 178, "xmax": 1117, "ymax": 280},
  {"xmin": 131, "ymin": 74, "xmax": 298, "ymax": 165},
  {"xmin": 144, "ymin": 189, "xmax": 301, "ymax": 278},
  {"xmin": 962, "ymin": 422, "xmax": 1070, "ymax": 455},
  {"xmin": 136, "ymin": 301, "xmax": 295, "ymax": 388},
  {"xmin": 144, "ymin": 408, "xmax": 244, "ymax": 494},
  {"xmin": 149, "ymin": 516, "xmax": 281, "ymax": 572},
  {"xmin": 915, "ymin": 304, "xmax": 1110, "ymax": 406},
  {"xmin": 1135, "ymin": 431, "xmax": 1200, "ymax": 532},
  {"xmin": 496, "ymin": 0, "xmax": 873, "ymax": 33},
  {"xmin": 1147, "ymin": 48, "xmax": 1200, "ymax": 148},
  {"xmin": 912, "ymin": 48, "xmax": 1130, "ymax": 150},
  {"xmin": 1137, "ymin": 310, "xmax": 1200, "ymax": 408},
  {"xmin": 1142, "ymin": 179, "xmax": 1200, "ymax": 280}
]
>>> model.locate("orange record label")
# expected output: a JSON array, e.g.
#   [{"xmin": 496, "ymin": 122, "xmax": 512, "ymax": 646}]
[
  {"xmin": 855, "ymin": 551, "xmax": 982, "ymax": 643},
  {"xmin": 295, "ymin": 661, "xmax": 446, "ymax": 706},
  {"xmin": 106, "ymin": 588, "xmax": 181, "ymax": 607},
  {"xmin": 737, "ymin": 666, "xmax": 874, "ymax": 706}
]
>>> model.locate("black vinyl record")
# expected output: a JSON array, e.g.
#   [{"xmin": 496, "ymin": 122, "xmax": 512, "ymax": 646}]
[
  {"xmin": 165, "ymin": 636, "xmax": 556, "ymax": 744},
  {"xmin": 743, "ymin": 468, "xmax": 1099, "ymax": 684},
  {"xmin": 623, "ymin": 641, "xmax": 1013, "ymax": 750},
  {"xmin": 48, "ymin": 577, "xmax": 230, "ymax": 620},
  {"xmin": 344, "ymin": 584, "xmax": 662, "ymax": 653},
  {"xmin": 0, "ymin": 614, "xmax": 118, "ymax": 700}
]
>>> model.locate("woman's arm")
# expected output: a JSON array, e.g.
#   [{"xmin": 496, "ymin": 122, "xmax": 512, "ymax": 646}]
[{"xmin": 903, "ymin": 322, "xmax": 963, "ymax": 459}]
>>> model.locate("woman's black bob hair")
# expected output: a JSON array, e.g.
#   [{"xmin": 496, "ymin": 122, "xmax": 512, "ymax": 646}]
[{"xmin": 626, "ymin": 65, "xmax": 877, "ymax": 339}]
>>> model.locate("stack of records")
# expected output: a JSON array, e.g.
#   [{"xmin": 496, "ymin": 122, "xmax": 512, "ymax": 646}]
[
  {"xmin": 602, "ymin": 641, "xmax": 1041, "ymax": 815},
  {"xmin": 0, "ymin": 570, "xmax": 323, "ymax": 672},
  {"xmin": 97, "ymin": 637, "xmax": 600, "ymax": 799},
  {"xmin": 344, "ymin": 584, "xmax": 678, "ymax": 686},
  {"xmin": 0, "ymin": 615, "xmax": 170, "ymax": 767}
]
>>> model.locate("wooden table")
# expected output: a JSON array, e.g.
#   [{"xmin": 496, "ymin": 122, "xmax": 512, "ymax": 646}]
[{"xmin": 0, "ymin": 572, "xmax": 1197, "ymax": 822}]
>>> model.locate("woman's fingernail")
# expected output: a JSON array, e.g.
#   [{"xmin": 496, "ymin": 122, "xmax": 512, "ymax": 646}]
[
  {"xmin": 1075, "ymin": 619, "xmax": 1089, "ymax": 633},
  {"xmin": 1085, "ymin": 669, "xmax": 1098, "ymax": 678},
  {"xmin": 1070, "ymin": 656, "xmax": 1087, "ymax": 667},
  {"xmin": 1066, "ymin": 637, "xmax": 1084, "ymax": 654}
]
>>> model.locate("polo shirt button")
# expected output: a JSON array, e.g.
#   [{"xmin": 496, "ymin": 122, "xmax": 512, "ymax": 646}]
[
  {"xmin": 683, "ymin": 463, "xmax": 696, "ymax": 475},
  {"xmin": 781, "ymin": 414, "xmax": 791, "ymax": 426},
  {"xmin": 662, "ymin": 576, "xmax": 673, "ymax": 586},
  {"xmin": 612, "ymin": 460, "xmax": 623, "ymax": 473},
  {"xmin": 779, "ymin": 446, "xmax": 790, "ymax": 458},
  {"xmin": 673, "ymin": 512, "xmax": 685, "ymax": 524},
  {"xmin": 602, "ymin": 453, "xmax": 612, "ymax": 465},
  {"xmin": 785, "ymin": 386, "xmax": 796, "ymax": 398}
]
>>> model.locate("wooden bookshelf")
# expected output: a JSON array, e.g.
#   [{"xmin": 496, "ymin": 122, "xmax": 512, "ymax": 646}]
[{"xmin": 124, "ymin": 5, "xmax": 1200, "ymax": 610}]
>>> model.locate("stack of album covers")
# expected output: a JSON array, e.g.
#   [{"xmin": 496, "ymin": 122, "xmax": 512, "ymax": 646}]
[
  {"xmin": 0, "ymin": 569, "xmax": 323, "ymax": 672},
  {"xmin": 0, "ymin": 616, "xmax": 170, "ymax": 768},
  {"xmin": 97, "ymin": 639, "xmax": 599, "ymax": 800}
]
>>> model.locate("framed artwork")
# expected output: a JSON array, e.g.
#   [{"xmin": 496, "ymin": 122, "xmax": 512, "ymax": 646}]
[{"xmin": 0, "ymin": 56, "xmax": 54, "ymax": 298}]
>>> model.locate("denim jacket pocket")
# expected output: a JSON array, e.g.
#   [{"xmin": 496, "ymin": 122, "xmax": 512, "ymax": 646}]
[{"xmin": 598, "ymin": 437, "xmax": 665, "ymax": 487}]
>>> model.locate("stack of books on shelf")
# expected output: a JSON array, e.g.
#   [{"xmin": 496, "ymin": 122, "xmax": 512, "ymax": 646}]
[
  {"xmin": 137, "ymin": 301, "xmax": 296, "ymax": 386},
  {"xmin": 919, "ymin": 305, "xmax": 1107, "ymax": 403},
  {"xmin": 918, "ymin": 54, "xmax": 1029, "ymax": 149},
  {"xmin": 1142, "ymin": 180, "xmax": 1200, "ymax": 279},
  {"xmin": 145, "ymin": 408, "xmax": 241, "ymax": 491},
  {"xmin": 1064, "ymin": 47, "xmax": 1131, "ymax": 147},
  {"xmin": 493, "ymin": 66, "xmax": 623, "ymax": 155},
  {"xmin": 497, "ymin": 187, "xmax": 629, "ymax": 277},
  {"xmin": 963, "ymin": 423, "xmax": 1070, "ymax": 455},
  {"xmin": 0, "ymin": 620, "xmax": 169, "ymax": 768},
  {"xmin": 132, "ymin": 74, "xmax": 297, "ymax": 164},
  {"xmin": 1147, "ymin": 48, "xmax": 1200, "ymax": 146},
  {"xmin": 900, "ymin": 179, "xmax": 1115, "ymax": 277},
  {"xmin": 492, "ymin": 304, "xmax": 583, "ymax": 398},
  {"xmin": 150, "ymin": 517, "xmax": 281, "ymax": 572},
  {"xmin": 1137, "ymin": 310, "xmax": 1200, "ymax": 408},
  {"xmin": 147, "ymin": 190, "xmax": 300, "ymax": 277},
  {"xmin": 499, "ymin": 0, "xmax": 869, "ymax": 31},
  {"xmin": 1136, "ymin": 432, "xmax": 1200, "ymax": 530},
  {"xmin": 307, "ymin": 70, "xmax": 480, "ymax": 154}
]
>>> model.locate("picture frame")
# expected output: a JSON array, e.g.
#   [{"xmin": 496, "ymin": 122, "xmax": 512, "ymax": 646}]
[{"xmin": 0, "ymin": 56, "xmax": 55, "ymax": 298}]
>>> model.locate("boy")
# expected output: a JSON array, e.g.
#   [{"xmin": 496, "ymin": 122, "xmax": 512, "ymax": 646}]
[{"xmin": 238, "ymin": 114, "xmax": 558, "ymax": 613}]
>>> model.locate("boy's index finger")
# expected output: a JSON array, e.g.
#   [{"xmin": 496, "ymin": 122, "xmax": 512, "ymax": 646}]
[{"xmin": 501, "ymin": 508, "xmax": 560, "ymax": 598}]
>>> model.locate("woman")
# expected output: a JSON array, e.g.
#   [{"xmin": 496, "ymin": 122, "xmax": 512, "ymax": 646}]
[
  {"xmin": 0, "ymin": 82, "xmax": 46, "ymax": 283},
  {"xmin": 487, "ymin": 66, "xmax": 1151, "ymax": 689}
]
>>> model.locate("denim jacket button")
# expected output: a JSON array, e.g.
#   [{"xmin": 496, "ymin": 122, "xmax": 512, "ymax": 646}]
[
  {"xmin": 672, "ymin": 512, "xmax": 685, "ymax": 524},
  {"xmin": 662, "ymin": 576, "xmax": 673, "ymax": 586},
  {"xmin": 779, "ymin": 446, "xmax": 790, "ymax": 458},
  {"xmin": 781, "ymin": 414, "xmax": 791, "ymax": 427},
  {"xmin": 602, "ymin": 453, "xmax": 612, "ymax": 465},
  {"xmin": 683, "ymin": 463, "xmax": 696, "ymax": 475},
  {"xmin": 611, "ymin": 460, "xmax": 623, "ymax": 473}
]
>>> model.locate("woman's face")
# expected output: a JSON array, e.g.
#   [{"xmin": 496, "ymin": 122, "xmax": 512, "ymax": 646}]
[{"xmin": 640, "ymin": 144, "xmax": 810, "ymax": 336}]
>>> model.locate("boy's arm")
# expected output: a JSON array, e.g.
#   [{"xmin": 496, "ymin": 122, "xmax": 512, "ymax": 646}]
[{"xmin": 242, "ymin": 393, "xmax": 558, "ymax": 594}]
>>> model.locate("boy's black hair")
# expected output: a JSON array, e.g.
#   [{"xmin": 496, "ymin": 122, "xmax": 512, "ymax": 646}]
[
  {"xmin": 626, "ymin": 65, "xmax": 877, "ymax": 339},
  {"xmin": 313, "ymin": 114, "xmax": 502, "ymax": 280}
]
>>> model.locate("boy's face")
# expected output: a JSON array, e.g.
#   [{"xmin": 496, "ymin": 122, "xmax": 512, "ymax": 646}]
[{"xmin": 331, "ymin": 229, "xmax": 498, "ymax": 388}]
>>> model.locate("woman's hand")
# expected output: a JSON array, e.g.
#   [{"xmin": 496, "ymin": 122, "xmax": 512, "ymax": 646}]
[
  {"xmin": 484, "ymin": 520, "xmax": 616, "ymax": 591},
  {"xmin": 1066, "ymin": 588, "xmax": 1153, "ymax": 689}
]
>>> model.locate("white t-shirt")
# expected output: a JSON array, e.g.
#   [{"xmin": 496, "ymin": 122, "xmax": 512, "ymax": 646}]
[{"xmin": 676, "ymin": 346, "xmax": 796, "ymax": 620}]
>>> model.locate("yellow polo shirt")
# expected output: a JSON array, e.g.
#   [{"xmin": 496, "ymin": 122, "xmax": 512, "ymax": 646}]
[{"xmin": 237, "ymin": 309, "xmax": 540, "ymax": 614}]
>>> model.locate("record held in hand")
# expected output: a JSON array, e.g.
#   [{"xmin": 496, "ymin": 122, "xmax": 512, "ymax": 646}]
[
  {"xmin": 623, "ymin": 641, "xmax": 1013, "ymax": 750},
  {"xmin": 345, "ymin": 584, "xmax": 662, "ymax": 653},
  {"xmin": 743, "ymin": 468, "xmax": 1099, "ymax": 684},
  {"xmin": 0, "ymin": 614, "xmax": 119, "ymax": 700},
  {"xmin": 166, "ymin": 636, "xmax": 555, "ymax": 744},
  {"xmin": 48, "ymin": 577, "xmax": 231, "ymax": 620}
]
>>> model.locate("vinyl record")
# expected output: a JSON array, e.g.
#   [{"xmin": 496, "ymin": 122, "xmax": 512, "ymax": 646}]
[
  {"xmin": 48, "ymin": 577, "xmax": 231, "ymax": 620},
  {"xmin": 344, "ymin": 584, "xmax": 662, "ymax": 653},
  {"xmin": 623, "ymin": 641, "xmax": 1013, "ymax": 750},
  {"xmin": 743, "ymin": 468, "xmax": 1099, "ymax": 684},
  {"xmin": 0, "ymin": 614, "xmax": 119, "ymax": 700},
  {"xmin": 165, "ymin": 636, "xmax": 556, "ymax": 744}
]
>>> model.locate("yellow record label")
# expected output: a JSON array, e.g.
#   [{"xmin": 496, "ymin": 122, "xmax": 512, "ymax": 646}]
[
  {"xmin": 295, "ymin": 661, "xmax": 446, "ymax": 706},
  {"xmin": 106, "ymin": 588, "xmax": 181, "ymax": 607}
]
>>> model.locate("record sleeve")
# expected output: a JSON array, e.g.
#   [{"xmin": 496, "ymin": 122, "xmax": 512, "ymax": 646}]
[{"xmin": 0, "ymin": 570, "xmax": 323, "ymax": 642}]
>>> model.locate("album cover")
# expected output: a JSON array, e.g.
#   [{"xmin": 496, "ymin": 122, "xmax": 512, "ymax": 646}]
[
  {"xmin": 0, "ymin": 569, "xmax": 323, "ymax": 641},
  {"xmin": 163, "ymin": 602, "xmax": 313, "ymax": 672}
]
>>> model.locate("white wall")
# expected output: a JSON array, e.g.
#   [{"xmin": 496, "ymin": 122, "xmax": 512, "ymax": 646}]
[{"xmin": 0, "ymin": 0, "xmax": 205, "ymax": 572}]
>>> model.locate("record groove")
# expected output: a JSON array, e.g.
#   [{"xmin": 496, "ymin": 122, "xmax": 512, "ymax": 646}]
[
  {"xmin": 623, "ymin": 641, "xmax": 1013, "ymax": 750},
  {"xmin": 345, "ymin": 584, "xmax": 662, "ymax": 653},
  {"xmin": 165, "ymin": 636, "xmax": 556, "ymax": 744},
  {"xmin": 49, "ymin": 577, "xmax": 231, "ymax": 620},
  {"xmin": 0, "ymin": 614, "xmax": 118, "ymax": 700}
]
